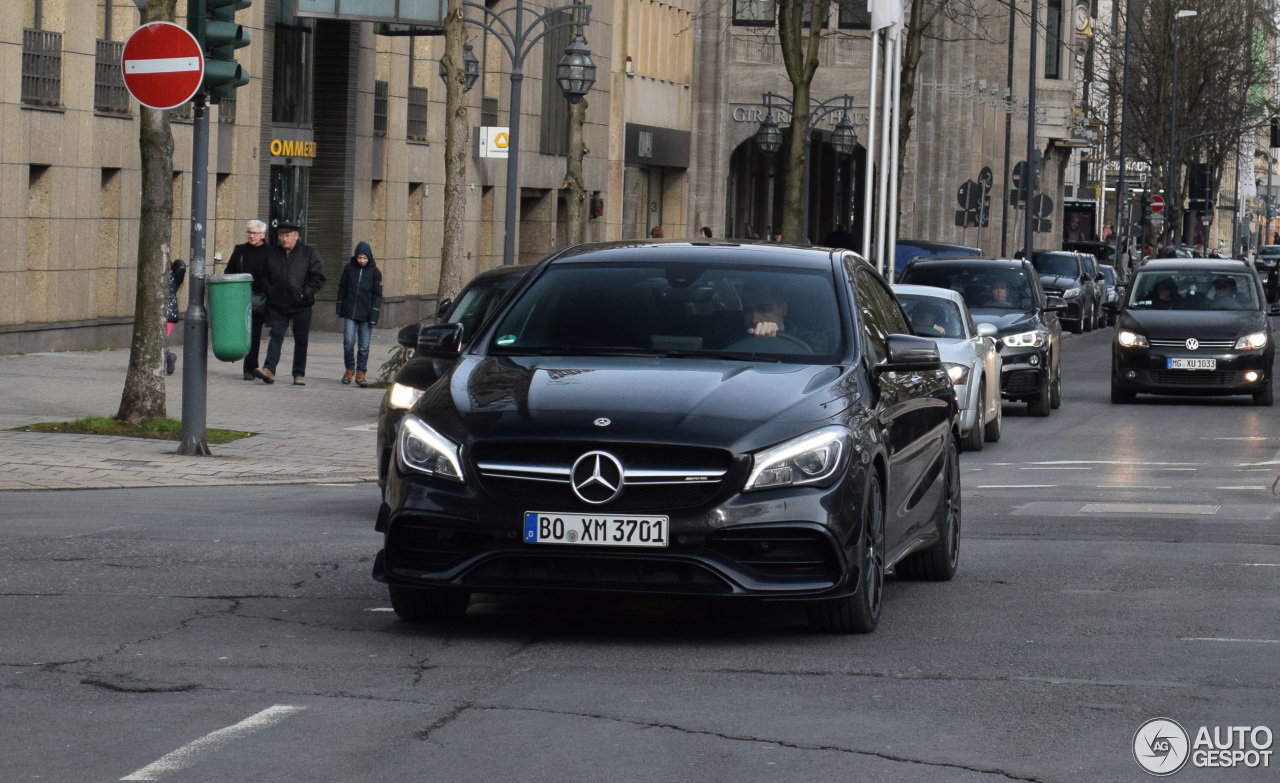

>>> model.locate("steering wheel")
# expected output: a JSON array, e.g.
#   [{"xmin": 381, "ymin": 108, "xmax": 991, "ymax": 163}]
[{"xmin": 723, "ymin": 332, "xmax": 815, "ymax": 354}]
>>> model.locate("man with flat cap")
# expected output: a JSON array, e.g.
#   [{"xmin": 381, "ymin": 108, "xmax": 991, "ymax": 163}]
[{"xmin": 256, "ymin": 220, "xmax": 325, "ymax": 385}]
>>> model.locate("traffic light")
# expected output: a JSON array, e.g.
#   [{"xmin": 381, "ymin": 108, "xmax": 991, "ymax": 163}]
[
  {"xmin": 187, "ymin": 0, "xmax": 251, "ymax": 102},
  {"xmin": 1142, "ymin": 195, "xmax": 1153, "ymax": 221}
]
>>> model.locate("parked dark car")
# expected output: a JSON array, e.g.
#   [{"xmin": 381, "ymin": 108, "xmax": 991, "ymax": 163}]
[
  {"xmin": 1107, "ymin": 260, "xmax": 1277, "ymax": 405},
  {"xmin": 1098, "ymin": 264, "xmax": 1121, "ymax": 326},
  {"xmin": 374, "ymin": 242, "xmax": 961, "ymax": 634},
  {"xmin": 1063, "ymin": 239, "xmax": 1118, "ymax": 268},
  {"xmin": 1255, "ymin": 245, "xmax": 1280, "ymax": 302},
  {"xmin": 898, "ymin": 257, "xmax": 1066, "ymax": 416},
  {"xmin": 895, "ymin": 239, "xmax": 982, "ymax": 275},
  {"xmin": 1030, "ymin": 250, "xmax": 1103, "ymax": 333},
  {"xmin": 377, "ymin": 265, "xmax": 531, "ymax": 491}
]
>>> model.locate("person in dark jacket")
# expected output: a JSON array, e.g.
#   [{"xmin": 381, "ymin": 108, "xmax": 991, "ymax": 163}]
[
  {"xmin": 256, "ymin": 221, "xmax": 325, "ymax": 386},
  {"xmin": 335, "ymin": 241, "xmax": 383, "ymax": 387},
  {"xmin": 165, "ymin": 250, "xmax": 185, "ymax": 376},
  {"xmin": 224, "ymin": 219, "xmax": 271, "ymax": 380}
]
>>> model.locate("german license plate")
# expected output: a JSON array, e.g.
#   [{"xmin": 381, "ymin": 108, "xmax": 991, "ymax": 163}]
[
  {"xmin": 523, "ymin": 512, "xmax": 669, "ymax": 548},
  {"xmin": 1168, "ymin": 358, "xmax": 1216, "ymax": 370}
]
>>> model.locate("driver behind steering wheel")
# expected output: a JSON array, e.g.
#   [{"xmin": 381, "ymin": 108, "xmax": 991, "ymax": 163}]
[{"xmin": 742, "ymin": 283, "xmax": 788, "ymax": 338}]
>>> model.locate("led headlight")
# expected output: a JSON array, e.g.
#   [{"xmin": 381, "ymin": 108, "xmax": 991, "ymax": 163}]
[
  {"xmin": 1117, "ymin": 330, "xmax": 1148, "ymax": 348},
  {"xmin": 1062, "ymin": 287, "xmax": 1081, "ymax": 298},
  {"xmin": 397, "ymin": 416, "xmax": 464, "ymax": 482},
  {"xmin": 389, "ymin": 382, "xmax": 426, "ymax": 410},
  {"xmin": 1001, "ymin": 329, "xmax": 1047, "ymax": 348},
  {"xmin": 745, "ymin": 426, "xmax": 849, "ymax": 491},
  {"xmin": 1235, "ymin": 331, "xmax": 1268, "ymax": 350},
  {"xmin": 944, "ymin": 362, "xmax": 971, "ymax": 385}
]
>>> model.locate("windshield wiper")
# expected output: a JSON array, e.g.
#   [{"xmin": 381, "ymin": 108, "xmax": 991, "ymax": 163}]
[{"xmin": 660, "ymin": 350, "xmax": 781, "ymax": 363}]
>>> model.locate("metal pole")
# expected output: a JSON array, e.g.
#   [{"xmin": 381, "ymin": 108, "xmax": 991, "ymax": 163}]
[
  {"xmin": 501, "ymin": 0, "xmax": 525, "ymax": 266},
  {"xmin": 1113, "ymin": 0, "xmax": 1133, "ymax": 271},
  {"xmin": 1023, "ymin": 0, "xmax": 1039, "ymax": 259},
  {"xmin": 177, "ymin": 96, "xmax": 211, "ymax": 456},
  {"xmin": 1167, "ymin": 18, "xmax": 1179, "ymax": 246},
  {"xmin": 886, "ymin": 32, "xmax": 902, "ymax": 283},
  {"xmin": 875, "ymin": 33, "xmax": 893, "ymax": 272},
  {"xmin": 862, "ymin": 31, "xmax": 880, "ymax": 264}
]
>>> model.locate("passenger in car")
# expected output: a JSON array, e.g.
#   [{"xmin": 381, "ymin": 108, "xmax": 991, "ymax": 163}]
[
  {"xmin": 1149, "ymin": 277, "xmax": 1179, "ymax": 309},
  {"xmin": 1208, "ymin": 277, "xmax": 1245, "ymax": 309}
]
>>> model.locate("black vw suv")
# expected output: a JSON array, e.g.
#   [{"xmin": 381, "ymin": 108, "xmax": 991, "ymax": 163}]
[{"xmin": 374, "ymin": 242, "xmax": 961, "ymax": 633}]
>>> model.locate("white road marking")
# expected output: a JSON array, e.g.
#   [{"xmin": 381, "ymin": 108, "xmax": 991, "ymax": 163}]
[
  {"xmin": 1181, "ymin": 638, "xmax": 1280, "ymax": 644},
  {"xmin": 975, "ymin": 484, "xmax": 1058, "ymax": 489},
  {"xmin": 365, "ymin": 607, "xmax": 395, "ymax": 612},
  {"xmin": 1020, "ymin": 466, "xmax": 1092, "ymax": 470},
  {"xmin": 1080, "ymin": 503, "xmax": 1219, "ymax": 515},
  {"xmin": 1202, "ymin": 437, "xmax": 1275, "ymax": 441},
  {"xmin": 1215, "ymin": 486, "xmax": 1267, "ymax": 490},
  {"xmin": 1096, "ymin": 485, "xmax": 1172, "ymax": 490},
  {"xmin": 124, "ymin": 57, "xmax": 201, "ymax": 75},
  {"xmin": 1217, "ymin": 563, "xmax": 1280, "ymax": 567},
  {"xmin": 120, "ymin": 705, "xmax": 305, "ymax": 780},
  {"xmin": 343, "ymin": 423, "xmax": 379, "ymax": 432},
  {"xmin": 1021, "ymin": 460, "xmax": 1199, "ymax": 466}
]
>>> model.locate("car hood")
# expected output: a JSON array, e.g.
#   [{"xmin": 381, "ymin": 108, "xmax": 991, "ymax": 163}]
[
  {"xmin": 1037, "ymin": 273, "xmax": 1082, "ymax": 290},
  {"xmin": 413, "ymin": 355, "xmax": 859, "ymax": 453},
  {"xmin": 1119, "ymin": 309, "xmax": 1268, "ymax": 341},
  {"xmin": 968, "ymin": 310, "xmax": 1040, "ymax": 335}
]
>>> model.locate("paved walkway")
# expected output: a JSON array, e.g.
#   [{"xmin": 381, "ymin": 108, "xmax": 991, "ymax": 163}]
[{"xmin": 0, "ymin": 331, "xmax": 395, "ymax": 491}]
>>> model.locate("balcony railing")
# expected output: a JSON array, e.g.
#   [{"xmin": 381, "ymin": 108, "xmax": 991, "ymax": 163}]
[
  {"xmin": 22, "ymin": 29, "xmax": 62, "ymax": 107},
  {"xmin": 94, "ymin": 39, "xmax": 129, "ymax": 115}
]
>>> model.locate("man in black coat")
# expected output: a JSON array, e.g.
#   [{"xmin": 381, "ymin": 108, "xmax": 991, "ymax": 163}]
[
  {"xmin": 255, "ymin": 221, "xmax": 326, "ymax": 385},
  {"xmin": 225, "ymin": 219, "xmax": 271, "ymax": 380}
]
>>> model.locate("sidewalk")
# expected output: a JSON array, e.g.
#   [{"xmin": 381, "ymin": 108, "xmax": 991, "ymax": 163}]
[{"xmin": 0, "ymin": 331, "xmax": 395, "ymax": 491}]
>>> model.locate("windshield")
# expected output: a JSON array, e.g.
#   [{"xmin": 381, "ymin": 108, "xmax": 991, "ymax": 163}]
[
  {"xmin": 898, "ymin": 294, "xmax": 966, "ymax": 339},
  {"xmin": 1127, "ymin": 271, "xmax": 1261, "ymax": 311},
  {"xmin": 900, "ymin": 266, "xmax": 1036, "ymax": 311},
  {"xmin": 1098, "ymin": 265, "xmax": 1115, "ymax": 286},
  {"xmin": 1260, "ymin": 246, "xmax": 1280, "ymax": 256},
  {"xmin": 1032, "ymin": 254, "xmax": 1079, "ymax": 278},
  {"xmin": 487, "ymin": 263, "xmax": 844, "ymax": 362},
  {"xmin": 446, "ymin": 276, "xmax": 521, "ymax": 338}
]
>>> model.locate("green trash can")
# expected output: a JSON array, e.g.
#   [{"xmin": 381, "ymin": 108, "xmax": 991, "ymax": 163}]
[{"xmin": 207, "ymin": 273, "xmax": 253, "ymax": 362}]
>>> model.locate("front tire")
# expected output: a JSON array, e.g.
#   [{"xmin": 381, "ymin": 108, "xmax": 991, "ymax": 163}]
[
  {"xmin": 897, "ymin": 436, "xmax": 960, "ymax": 581},
  {"xmin": 1049, "ymin": 367, "xmax": 1062, "ymax": 409},
  {"xmin": 389, "ymin": 585, "xmax": 471, "ymax": 623},
  {"xmin": 1110, "ymin": 375, "xmax": 1136, "ymax": 404},
  {"xmin": 1254, "ymin": 381, "xmax": 1274, "ymax": 406},
  {"xmin": 983, "ymin": 386, "xmax": 1003, "ymax": 443},
  {"xmin": 808, "ymin": 474, "xmax": 884, "ymax": 634},
  {"xmin": 1083, "ymin": 303, "xmax": 1094, "ymax": 332},
  {"xmin": 960, "ymin": 383, "xmax": 985, "ymax": 452},
  {"xmin": 1028, "ymin": 374, "xmax": 1051, "ymax": 416}
]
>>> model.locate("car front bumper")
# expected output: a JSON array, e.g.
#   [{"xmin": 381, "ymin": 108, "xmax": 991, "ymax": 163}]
[
  {"xmin": 996, "ymin": 344, "xmax": 1050, "ymax": 400},
  {"xmin": 1113, "ymin": 345, "xmax": 1274, "ymax": 395}
]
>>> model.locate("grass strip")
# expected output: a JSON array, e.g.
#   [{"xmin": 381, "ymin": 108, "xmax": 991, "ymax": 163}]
[{"xmin": 13, "ymin": 416, "xmax": 254, "ymax": 445}]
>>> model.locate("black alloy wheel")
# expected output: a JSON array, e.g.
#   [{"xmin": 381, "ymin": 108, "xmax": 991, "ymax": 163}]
[
  {"xmin": 1254, "ymin": 380, "xmax": 1274, "ymax": 407},
  {"xmin": 389, "ymin": 585, "xmax": 472, "ymax": 623},
  {"xmin": 807, "ymin": 473, "xmax": 885, "ymax": 634},
  {"xmin": 896, "ymin": 435, "xmax": 961, "ymax": 581},
  {"xmin": 1050, "ymin": 367, "xmax": 1062, "ymax": 409},
  {"xmin": 983, "ymin": 382, "xmax": 1003, "ymax": 443},
  {"xmin": 1028, "ymin": 372, "xmax": 1052, "ymax": 416}
]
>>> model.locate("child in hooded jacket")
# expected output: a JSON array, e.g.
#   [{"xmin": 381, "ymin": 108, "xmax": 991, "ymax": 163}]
[{"xmin": 335, "ymin": 241, "xmax": 383, "ymax": 387}]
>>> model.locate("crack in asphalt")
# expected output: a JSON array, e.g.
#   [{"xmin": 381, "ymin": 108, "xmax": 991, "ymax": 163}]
[
  {"xmin": 470, "ymin": 705, "xmax": 1052, "ymax": 781},
  {"xmin": 415, "ymin": 700, "xmax": 475, "ymax": 744},
  {"xmin": 80, "ymin": 678, "xmax": 199, "ymax": 694},
  {"xmin": 411, "ymin": 659, "xmax": 438, "ymax": 687}
]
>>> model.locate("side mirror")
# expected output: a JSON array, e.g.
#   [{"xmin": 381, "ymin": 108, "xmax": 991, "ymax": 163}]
[
  {"xmin": 975, "ymin": 322, "xmax": 998, "ymax": 338},
  {"xmin": 1269, "ymin": 303, "xmax": 1280, "ymax": 316},
  {"xmin": 1044, "ymin": 296, "xmax": 1068, "ymax": 312},
  {"xmin": 417, "ymin": 323, "xmax": 465, "ymax": 360},
  {"xmin": 435, "ymin": 297, "xmax": 453, "ymax": 319},
  {"xmin": 875, "ymin": 334, "xmax": 942, "ymax": 375},
  {"xmin": 397, "ymin": 323, "xmax": 425, "ymax": 350},
  {"xmin": 1101, "ymin": 300, "xmax": 1121, "ymax": 314}
]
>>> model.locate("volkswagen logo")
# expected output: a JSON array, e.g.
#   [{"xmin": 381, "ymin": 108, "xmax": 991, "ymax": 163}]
[
  {"xmin": 1186, "ymin": 338, "xmax": 1200, "ymax": 351},
  {"xmin": 570, "ymin": 451, "xmax": 625, "ymax": 505}
]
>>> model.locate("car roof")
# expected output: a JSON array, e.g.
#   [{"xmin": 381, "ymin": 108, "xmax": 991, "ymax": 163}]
[
  {"xmin": 897, "ymin": 239, "xmax": 982, "ymax": 253},
  {"xmin": 467, "ymin": 264, "xmax": 534, "ymax": 283},
  {"xmin": 1136, "ymin": 260, "xmax": 1257, "ymax": 273},
  {"xmin": 903, "ymin": 257, "xmax": 1027, "ymax": 270},
  {"xmin": 891, "ymin": 283, "xmax": 967, "ymax": 306},
  {"xmin": 546, "ymin": 240, "xmax": 842, "ymax": 271}
]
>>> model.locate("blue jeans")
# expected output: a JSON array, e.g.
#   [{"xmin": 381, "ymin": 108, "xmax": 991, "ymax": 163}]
[{"xmin": 344, "ymin": 319, "xmax": 372, "ymax": 373}]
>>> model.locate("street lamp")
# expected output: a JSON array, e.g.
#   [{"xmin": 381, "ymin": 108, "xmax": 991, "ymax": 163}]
[
  {"xmin": 1168, "ymin": 8, "xmax": 1197, "ymax": 245},
  {"xmin": 462, "ymin": 0, "xmax": 595, "ymax": 265},
  {"xmin": 438, "ymin": 42, "xmax": 481, "ymax": 92},
  {"xmin": 753, "ymin": 92, "xmax": 860, "ymax": 241}
]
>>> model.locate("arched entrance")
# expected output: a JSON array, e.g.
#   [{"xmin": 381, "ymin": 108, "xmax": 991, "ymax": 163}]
[{"xmin": 724, "ymin": 129, "xmax": 865, "ymax": 246}]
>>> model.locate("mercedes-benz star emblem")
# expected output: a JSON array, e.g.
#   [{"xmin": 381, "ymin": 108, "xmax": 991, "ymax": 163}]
[
  {"xmin": 1186, "ymin": 338, "xmax": 1200, "ymax": 351},
  {"xmin": 570, "ymin": 451, "xmax": 625, "ymax": 505},
  {"xmin": 594, "ymin": 417, "xmax": 611, "ymax": 427}
]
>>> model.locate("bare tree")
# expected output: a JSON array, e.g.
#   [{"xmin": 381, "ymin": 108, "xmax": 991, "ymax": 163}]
[
  {"xmin": 438, "ymin": 0, "xmax": 470, "ymax": 306},
  {"xmin": 116, "ymin": 0, "xmax": 177, "ymax": 425},
  {"xmin": 775, "ymin": 0, "xmax": 833, "ymax": 242},
  {"xmin": 564, "ymin": 98, "xmax": 588, "ymax": 245}
]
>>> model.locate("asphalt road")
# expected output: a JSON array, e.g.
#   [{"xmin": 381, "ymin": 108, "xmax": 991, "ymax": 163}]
[{"xmin": 3, "ymin": 328, "xmax": 1279, "ymax": 782}]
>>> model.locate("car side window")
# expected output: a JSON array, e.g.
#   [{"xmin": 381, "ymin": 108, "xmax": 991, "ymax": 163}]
[
  {"xmin": 870, "ymin": 277, "xmax": 911, "ymax": 335},
  {"xmin": 1082, "ymin": 256, "xmax": 1096, "ymax": 277},
  {"xmin": 854, "ymin": 269, "xmax": 889, "ymax": 362}
]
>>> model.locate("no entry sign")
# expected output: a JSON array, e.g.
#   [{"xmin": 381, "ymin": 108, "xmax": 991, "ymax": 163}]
[
  {"xmin": 1150, "ymin": 194, "xmax": 1165, "ymax": 214},
  {"xmin": 121, "ymin": 22, "xmax": 204, "ymax": 110}
]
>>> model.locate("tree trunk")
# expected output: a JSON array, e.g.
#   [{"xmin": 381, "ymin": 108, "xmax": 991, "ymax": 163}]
[
  {"xmin": 777, "ymin": 0, "xmax": 830, "ymax": 243},
  {"xmin": 116, "ymin": 0, "xmax": 176, "ymax": 425},
  {"xmin": 438, "ymin": 0, "xmax": 470, "ymax": 306},
  {"xmin": 565, "ymin": 98, "xmax": 588, "ymax": 245}
]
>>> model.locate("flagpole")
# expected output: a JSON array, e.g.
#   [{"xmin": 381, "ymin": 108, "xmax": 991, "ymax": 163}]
[
  {"xmin": 875, "ymin": 32, "xmax": 893, "ymax": 273},
  {"xmin": 886, "ymin": 30, "xmax": 902, "ymax": 283},
  {"xmin": 862, "ymin": 30, "xmax": 881, "ymax": 265}
]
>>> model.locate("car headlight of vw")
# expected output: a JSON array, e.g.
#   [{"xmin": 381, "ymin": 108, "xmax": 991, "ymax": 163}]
[
  {"xmin": 1235, "ymin": 331, "xmax": 1268, "ymax": 350},
  {"xmin": 1001, "ymin": 329, "xmax": 1048, "ymax": 348},
  {"xmin": 389, "ymin": 382, "xmax": 426, "ymax": 410},
  {"xmin": 397, "ymin": 416, "xmax": 464, "ymax": 482},
  {"xmin": 944, "ymin": 362, "xmax": 971, "ymax": 385},
  {"xmin": 1117, "ymin": 330, "xmax": 1149, "ymax": 348},
  {"xmin": 746, "ymin": 426, "xmax": 849, "ymax": 491}
]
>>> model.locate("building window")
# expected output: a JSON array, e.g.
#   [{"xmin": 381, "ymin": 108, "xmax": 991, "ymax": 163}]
[
  {"xmin": 1045, "ymin": 0, "xmax": 1062, "ymax": 79},
  {"xmin": 407, "ymin": 86, "xmax": 427, "ymax": 142},
  {"xmin": 837, "ymin": 0, "xmax": 871, "ymax": 29},
  {"xmin": 94, "ymin": 39, "xmax": 128, "ymax": 115},
  {"xmin": 374, "ymin": 80, "xmax": 389, "ymax": 137},
  {"xmin": 22, "ymin": 29, "xmax": 62, "ymax": 107},
  {"xmin": 539, "ymin": 12, "xmax": 572, "ymax": 156},
  {"xmin": 273, "ymin": 15, "xmax": 314, "ymax": 126},
  {"xmin": 481, "ymin": 96, "xmax": 499, "ymax": 127},
  {"xmin": 734, "ymin": 0, "xmax": 776, "ymax": 25}
]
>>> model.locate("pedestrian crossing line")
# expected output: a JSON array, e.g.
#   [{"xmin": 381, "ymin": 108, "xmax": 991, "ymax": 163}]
[{"xmin": 120, "ymin": 704, "xmax": 306, "ymax": 781}]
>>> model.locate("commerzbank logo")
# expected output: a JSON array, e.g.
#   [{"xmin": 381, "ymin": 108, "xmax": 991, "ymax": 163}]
[{"xmin": 1133, "ymin": 718, "xmax": 1274, "ymax": 775}]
